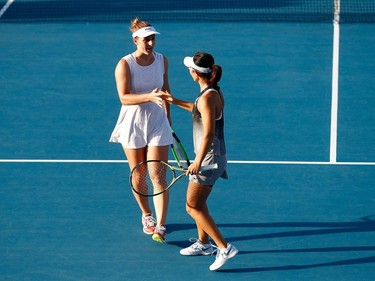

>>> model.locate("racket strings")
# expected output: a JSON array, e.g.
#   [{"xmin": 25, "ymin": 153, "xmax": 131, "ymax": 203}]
[{"xmin": 131, "ymin": 161, "xmax": 174, "ymax": 196}]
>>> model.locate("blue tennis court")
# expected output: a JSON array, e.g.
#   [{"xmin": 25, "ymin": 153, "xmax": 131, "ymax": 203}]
[{"xmin": 1, "ymin": 1, "xmax": 375, "ymax": 280}]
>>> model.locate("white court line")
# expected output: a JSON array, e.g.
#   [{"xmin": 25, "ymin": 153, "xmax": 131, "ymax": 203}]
[
  {"xmin": 1, "ymin": 159, "xmax": 375, "ymax": 166},
  {"xmin": 0, "ymin": 0, "xmax": 14, "ymax": 18},
  {"xmin": 229, "ymin": 160, "xmax": 375, "ymax": 166}
]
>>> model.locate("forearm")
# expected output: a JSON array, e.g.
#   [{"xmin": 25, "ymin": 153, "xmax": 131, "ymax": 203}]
[
  {"xmin": 171, "ymin": 98, "xmax": 194, "ymax": 112},
  {"xmin": 119, "ymin": 87, "xmax": 163, "ymax": 108},
  {"xmin": 119, "ymin": 93, "xmax": 152, "ymax": 105}
]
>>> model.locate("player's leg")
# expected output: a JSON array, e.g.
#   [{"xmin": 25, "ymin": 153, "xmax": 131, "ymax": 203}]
[
  {"xmin": 185, "ymin": 181, "xmax": 238, "ymax": 270},
  {"xmin": 147, "ymin": 145, "xmax": 170, "ymax": 242},
  {"xmin": 123, "ymin": 146, "xmax": 155, "ymax": 234},
  {"xmin": 185, "ymin": 181, "xmax": 227, "ymax": 248}
]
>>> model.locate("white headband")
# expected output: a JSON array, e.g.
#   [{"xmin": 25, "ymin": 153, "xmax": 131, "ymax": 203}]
[
  {"xmin": 132, "ymin": 26, "xmax": 160, "ymax": 38},
  {"xmin": 183, "ymin": 56, "xmax": 212, "ymax": 74}
]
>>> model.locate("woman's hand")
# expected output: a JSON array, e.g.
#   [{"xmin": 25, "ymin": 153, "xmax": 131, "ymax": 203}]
[
  {"xmin": 161, "ymin": 90, "xmax": 175, "ymax": 104},
  {"xmin": 149, "ymin": 88, "xmax": 163, "ymax": 107},
  {"xmin": 187, "ymin": 161, "xmax": 201, "ymax": 175}
]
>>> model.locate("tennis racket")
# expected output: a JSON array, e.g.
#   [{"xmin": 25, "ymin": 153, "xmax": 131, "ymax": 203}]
[
  {"xmin": 170, "ymin": 128, "xmax": 190, "ymax": 169},
  {"xmin": 130, "ymin": 160, "xmax": 218, "ymax": 197}
]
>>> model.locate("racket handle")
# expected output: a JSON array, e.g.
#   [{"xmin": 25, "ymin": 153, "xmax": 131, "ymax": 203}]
[{"xmin": 200, "ymin": 163, "xmax": 218, "ymax": 171}]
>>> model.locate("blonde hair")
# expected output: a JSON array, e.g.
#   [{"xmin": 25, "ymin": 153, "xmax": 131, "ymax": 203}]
[{"xmin": 129, "ymin": 18, "xmax": 151, "ymax": 33}]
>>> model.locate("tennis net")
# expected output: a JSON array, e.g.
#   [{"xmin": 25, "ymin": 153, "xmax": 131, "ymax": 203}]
[{"xmin": 0, "ymin": 0, "xmax": 374, "ymax": 23}]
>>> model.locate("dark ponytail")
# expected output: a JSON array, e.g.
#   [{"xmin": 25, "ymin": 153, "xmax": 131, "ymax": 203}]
[{"xmin": 210, "ymin": 65, "xmax": 222, "ymax": 91}]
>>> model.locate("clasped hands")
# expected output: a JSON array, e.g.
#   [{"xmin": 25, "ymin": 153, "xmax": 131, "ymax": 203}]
[{"xmin": 149, "ymin": 88, "xmax": 175, "ymax": 107}]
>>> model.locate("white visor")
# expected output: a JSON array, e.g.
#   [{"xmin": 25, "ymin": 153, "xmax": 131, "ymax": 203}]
[
  {"xmin": 132, "ymin": 26, "xmax": 160, "ymax": 38},
  {"xmin": 183, "ymin": 56, "xmax": 212, "ymax": 74}
]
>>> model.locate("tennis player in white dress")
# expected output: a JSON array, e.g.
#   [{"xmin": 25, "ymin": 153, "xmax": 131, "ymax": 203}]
[{"xmin": 110, "ymin": 18, "xmax": 173, "ymax": 243}]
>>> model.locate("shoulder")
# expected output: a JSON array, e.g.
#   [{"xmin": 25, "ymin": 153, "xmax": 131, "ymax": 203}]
[
  {"xmin": 116, "ymin": 58, "xmax": 129, "ymax": 69},
  {"xmin": 154, "ymin": 52, "xmax": 168, "ymax": 62},
  {"xmin": 199, "ymin": 90, "xmax": 217, "ymax": 105},
  {"xmin": 115, "ymin": 56, "xmax": 131, "ymax": 76},
  {"xmin": 121, "ymin": 53, "xmax": 134, "ymax": 62},
  {"xmin": 201, "ymin": 88, "xmax": 219, "ymax": 99},
  {"xmin": 117, "ymin": 53, "xmax": 133, "ymax": 66},
  {"xmin": 153, "ymin": 51, "xmax": 163, "ymax": 57},
  {"xmin": 153, "ymin": 52, "xmax": 168, "ymax": 71},
  {"xmin": 199, "ymin": 88, "xmax": 222, "ymax": 107}
]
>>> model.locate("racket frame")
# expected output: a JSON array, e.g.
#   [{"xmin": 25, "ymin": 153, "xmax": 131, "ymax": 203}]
[{"xmin": 170, "ymin": 128, "xmax": 191, "ymax": 169}]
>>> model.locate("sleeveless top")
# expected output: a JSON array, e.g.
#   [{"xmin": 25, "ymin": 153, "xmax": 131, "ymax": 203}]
[
  {"xmin": 109, "ymin": 52, "xmax": 173, "ymax": 148},
  {"xmin": 192, "ymin": 87, "xmax": 226, "ymax": 156}
]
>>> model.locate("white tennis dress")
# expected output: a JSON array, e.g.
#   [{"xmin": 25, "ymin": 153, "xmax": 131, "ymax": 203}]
[{"xmin": 109, "ymin": 52, "xmax": 172, "ymax": 148}]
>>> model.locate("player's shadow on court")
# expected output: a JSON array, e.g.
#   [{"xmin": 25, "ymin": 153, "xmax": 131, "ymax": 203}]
[
  {"xmin": 217, "ymin": 255, "xmax": 375, "ymax": 273},
  {"xmin": 167, "ymin": 215, "xmax": 375, "ymax": 272},
  {"xmin": 168, "ymin": 215, "xmax": 375, "ymax": 243}
]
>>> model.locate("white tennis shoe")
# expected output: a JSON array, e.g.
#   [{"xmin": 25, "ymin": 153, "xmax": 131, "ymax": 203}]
[
  {"xmin": 180, "ymin": 239, "xmax": 214, "ymax": 256},
  {"xmin": 209, "ymin": 243, "xmax": 238, "ymax": 271}
]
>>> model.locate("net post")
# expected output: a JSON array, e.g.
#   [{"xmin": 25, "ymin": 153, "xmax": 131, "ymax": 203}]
[
  {"xmin": 330, "ymin": 0, "xmax": 340, "ymax": 163},
  {"xmin": 0, "ymin": 0, "xmax": 14, "ymax": 19}
]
